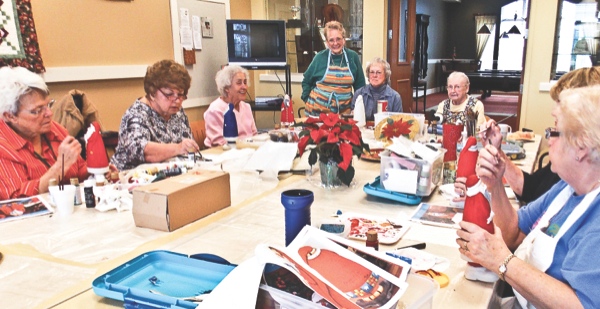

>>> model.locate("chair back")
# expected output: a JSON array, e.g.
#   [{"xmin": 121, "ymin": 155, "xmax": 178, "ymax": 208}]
[{"xmin": 190, "ymin": 120, "xmax": 207, "ymax": 150}]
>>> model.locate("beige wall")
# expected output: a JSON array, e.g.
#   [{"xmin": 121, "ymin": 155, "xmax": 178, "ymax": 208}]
[
  {"xmin": 32, "ymin": 0, "xmax": 176, "ymax": 131},
  {"xmin": 520, "ymin": 0, "xmax": 559, "ymax": 134}
]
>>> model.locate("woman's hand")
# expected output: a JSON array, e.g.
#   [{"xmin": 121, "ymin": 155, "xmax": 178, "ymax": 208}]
[
  {"xmin": 477, "ymin": 143, "xmax": 505, "ymax": 189},
  {"xmin": 456, "ymin": 222, "xmax": 511, "ymax": 271},
  {"xmin": 178, "ymin": 138, "xmax": 200, "ymax": 155},
  {"xmin": 453, "ymin": 176, "xmax": 467, "ymax": 202},
  {"xmin": 478, "ymin": 119, "xmax": 502, "ymax": 148},
  {"xmin": 56, "ymin": 136, "xmax": 82, "ymax": 169}
]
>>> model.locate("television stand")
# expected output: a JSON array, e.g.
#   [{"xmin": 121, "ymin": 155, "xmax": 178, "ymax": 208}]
[{"xmin": 239, "ymin": 64, "xmax": 291, "ymax": 112}]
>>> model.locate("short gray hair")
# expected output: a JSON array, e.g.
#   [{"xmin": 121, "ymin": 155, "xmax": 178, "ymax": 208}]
[
  {"xmin": 365, "ymin": 57, "xmax": 392, "ymax": 85},
  {"xmin": 215, "ymin": 65, "xmax": 250, "ymax": 97},
  {"xmin": 558, "ymin": 85, "xmax": 600, "ymax": 163},
  {"xmin": 447, "ymin": 71, "xmax": 470, "ymax": 85},
  {"xmin": 0, "ymin": 66, "xmax": 49, "ymax": 119}
]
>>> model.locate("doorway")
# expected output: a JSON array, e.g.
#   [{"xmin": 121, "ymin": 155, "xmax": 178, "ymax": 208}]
[{"xmin": 388, "ymin": 0, "xmax": 416, "ymax": 113}]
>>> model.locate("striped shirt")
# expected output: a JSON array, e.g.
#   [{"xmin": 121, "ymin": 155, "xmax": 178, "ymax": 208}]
[{"xmin": 0, "ymin": 120, "xmax": 87, "ymax": 200}]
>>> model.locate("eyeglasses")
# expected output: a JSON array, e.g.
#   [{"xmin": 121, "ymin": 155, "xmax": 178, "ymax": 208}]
[
  {"xmin": 158, "ymin": 88, "xmax": 187, "ymax": 101},
  {"xmin": 327, "ymin": 37, "xmax": 344, "ymax": 44},
  {"xmin": 23, "ymin": 99, "xmax": 54, "ymax": 117},
  {"xmin": 545, "ymin": 127, "xmax": 560, "ymax": 139},
  {"xmin": 446, "ymin": 85, "xmax": 464, "ymax": 91},
  {"xmin": 369, "ymin": 71, "xmax": 384, "ymax": 76}
]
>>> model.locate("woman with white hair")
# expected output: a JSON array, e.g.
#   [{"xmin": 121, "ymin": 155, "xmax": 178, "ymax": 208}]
[
  {"xmin": 204, "ymin": 65, "xmax": 257, "ymax": 147},
  {"xmin": 435, "ymin": 71, "xmax": 485, "ymax": 126},
  {"xmin": 459, "ymin": 85, "xmax": 600, "ymax": 308},
  {"xmin": 0, "ymin": 66, "xmax": 87, "ymax": 200},
  {"xmin": 351, "ymin": 57, "xmax": 402, "ymax": 121}
]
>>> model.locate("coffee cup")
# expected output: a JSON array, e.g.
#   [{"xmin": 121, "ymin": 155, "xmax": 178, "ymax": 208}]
[
  {"xmin": 49, "ymin": 185, "xmax": 76, "ymax": 217},
  {"xmin": 498, "ymin": 124, "xmax": 512, "ymax": 141}
]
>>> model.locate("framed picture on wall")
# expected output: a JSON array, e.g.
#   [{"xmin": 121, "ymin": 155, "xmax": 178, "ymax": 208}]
[{"xmin": 201, "ymin": 17, "xmax": 213, "ymax": 38}]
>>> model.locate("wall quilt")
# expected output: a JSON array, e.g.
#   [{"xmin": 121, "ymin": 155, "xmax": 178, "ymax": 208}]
[{"xmin": 0, "ymin": 0, "xmax": 45, "ymax": 73}]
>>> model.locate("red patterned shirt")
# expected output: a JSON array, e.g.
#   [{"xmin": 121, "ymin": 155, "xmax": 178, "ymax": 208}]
[{"xmin": 0, "ymin": 120, "xmax": 88, "ymax": 200}]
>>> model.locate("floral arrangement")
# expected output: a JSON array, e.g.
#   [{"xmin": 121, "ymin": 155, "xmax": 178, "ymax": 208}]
[{"xmin": 297, "ymin": 113, "xmax": 369, "ymax": 186}]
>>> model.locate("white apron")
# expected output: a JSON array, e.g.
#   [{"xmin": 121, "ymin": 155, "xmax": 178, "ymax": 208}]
[{"xmin": 513, "ymin": 185, "xmax": 600, "ymax": 308}]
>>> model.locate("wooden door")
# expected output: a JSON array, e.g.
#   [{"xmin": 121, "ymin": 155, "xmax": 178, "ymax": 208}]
[{"xmin": 388, "ymin": 0, "xmax": 416, "ymax": 113}]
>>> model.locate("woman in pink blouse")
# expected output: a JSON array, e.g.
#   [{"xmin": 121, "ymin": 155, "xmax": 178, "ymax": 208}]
[{"xmin": 204, "ymin": 65, "xmax": 257, "ymax": 148}]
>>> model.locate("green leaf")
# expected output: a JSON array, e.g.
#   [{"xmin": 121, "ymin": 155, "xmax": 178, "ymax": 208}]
[
  {"xmin": 337, "ymin": 164, "xmax": 355, "ymax": 186},
  {"xmin": 352, "ymin": 144, "xmax": 364, "ymax": 157},
  {"xmin": 298, "ymin": 130, "xmax": 310, "ymax": 138},
  {"xmin": 340, "ymin": 123, "xmax": 353, "ymax": 131},
  {"xmin": 387, "ymin": 118, "xmax": 394, "ymax": 125}
]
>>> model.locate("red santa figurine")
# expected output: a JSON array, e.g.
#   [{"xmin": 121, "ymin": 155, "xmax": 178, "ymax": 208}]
[
  {"xmin": 456, "ymin": 136, "xmax": 498, "ymax": 282},
  {"xmin": 84, "ymin": 121, "xmax": 110, "ymax": 179}
]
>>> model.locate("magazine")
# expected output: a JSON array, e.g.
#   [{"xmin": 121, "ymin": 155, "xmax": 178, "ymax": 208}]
[
  {"xmin": 0, "ymin": 195, "xmax": 51, "ymax": 223},
  {"xmin": 255, "ymin": 226, "xmax": 411, "ymax": 309},
  {"xmin": 410, "ymin": 203, "xmax": 463, "ymax": 228}
]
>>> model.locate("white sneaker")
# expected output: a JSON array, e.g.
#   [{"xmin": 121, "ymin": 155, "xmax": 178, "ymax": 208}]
[{"xmin": 465, "ymin": 265, "xmax": 499, "ymax": 283}]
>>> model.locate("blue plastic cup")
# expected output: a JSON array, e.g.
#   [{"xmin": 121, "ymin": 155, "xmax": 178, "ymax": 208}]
[{"xmin": 281, "ymin": 189, "xmax": 314, "ymax": 246}]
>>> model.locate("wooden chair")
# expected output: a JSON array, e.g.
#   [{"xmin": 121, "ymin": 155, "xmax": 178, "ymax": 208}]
[{"xmin": 189, "ymin": 120, "xmax": 207, "ymax": 150}]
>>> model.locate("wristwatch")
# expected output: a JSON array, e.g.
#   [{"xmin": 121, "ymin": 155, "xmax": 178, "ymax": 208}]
[{"xmin": 498, "ymin": 253, "xmax": 516, "ymax": 281}]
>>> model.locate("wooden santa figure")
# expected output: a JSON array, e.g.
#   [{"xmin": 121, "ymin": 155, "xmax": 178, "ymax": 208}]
[{"xmin": 456, "ymin": 136, "xmax": 498, "ymax": 282}]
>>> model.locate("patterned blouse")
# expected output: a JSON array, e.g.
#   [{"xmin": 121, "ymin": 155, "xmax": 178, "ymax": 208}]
[{"xmin": 110, "ymin": 99, "xmax": 192, "ymax": 170}]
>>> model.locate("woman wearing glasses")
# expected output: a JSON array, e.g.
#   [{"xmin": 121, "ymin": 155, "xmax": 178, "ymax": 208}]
[
  {"xmin": 0, "ymin": 66, "xmax": 87, "ymax": 200},
  {"xmin": 301, "ymin": 21, "xmax": 365, "ymax": 117},
  {"xmin": 111, "ymin": 60, "xmax": 198, "ymax": 170},
  {"xmin": 203, "ymin": 65, "xmax": 257, "ymax": 148},
  {"xmin": 434, "ymin": 71, "xmax": 486, "ymax": 126},
  {"xmin": 351, "ymin": 57, "xmax": 402, "ymax": 121},
  {"xmin": 458, "ymin": 85, "xmax": 600, "ymax": 308}
]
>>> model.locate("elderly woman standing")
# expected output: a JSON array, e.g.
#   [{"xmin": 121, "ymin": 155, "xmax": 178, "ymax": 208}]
[
  {"xmin": 0, "ymin": 67, "xmax": 87, "ymax": 200},
  {"xmin": 204, "ymin": 65, "xmax": 257, "ymax": 148},
  {"xmin": 301, "ymin": 21, "xmax": 365, "ymax": 116},
  {"xmin": 458, "ymin": 86, "xmax": 600, "ymax": 308},
  {"xmin": 351, "ymin": 57, "xmax": 402, "ymax": 121},
  {"xmin": 111, "ymin": 60, "xmax": 199, "ymax": 170}
]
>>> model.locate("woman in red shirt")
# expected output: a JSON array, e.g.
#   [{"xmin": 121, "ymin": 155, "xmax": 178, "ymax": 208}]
[{"xmin": 0, "ymin": 66, "xmax": 87, "ymax": 200}]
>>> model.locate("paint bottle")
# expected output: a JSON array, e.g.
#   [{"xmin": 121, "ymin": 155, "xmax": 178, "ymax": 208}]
[
  {"xmin": 366, "ymin": 229, "xmax": 379, "ymax": 251},
  {"xmin": 84, "ymin": 179, "xmax": 96, "ymax": 208},
  {"xmin": 70, "ymin": 178, "xmax": 83, "ymax": 206}
]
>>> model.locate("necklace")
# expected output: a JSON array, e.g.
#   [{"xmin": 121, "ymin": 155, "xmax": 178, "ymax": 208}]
[{"xmin": 331, "ymin": 51, "xmax": 344, "ymax": 67}]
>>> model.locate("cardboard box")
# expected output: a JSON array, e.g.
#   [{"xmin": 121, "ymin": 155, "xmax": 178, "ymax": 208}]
[{"xmin": 132, "ymin": 171, "xmax": 231, "ymax": 232}]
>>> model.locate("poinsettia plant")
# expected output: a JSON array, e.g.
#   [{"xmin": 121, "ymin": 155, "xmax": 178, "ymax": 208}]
[{"xmin": 296, "ymin": 113, "xmax": 370, "ymax": 186}]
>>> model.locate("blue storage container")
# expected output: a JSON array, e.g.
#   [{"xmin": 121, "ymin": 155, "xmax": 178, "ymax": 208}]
[{"xmin": 92, "ymin": 250, "xmax": 236, "ymax": 309}]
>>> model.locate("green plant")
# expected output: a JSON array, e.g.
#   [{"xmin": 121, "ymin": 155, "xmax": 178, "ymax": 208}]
[{"xmin": 297, "ymin": 113, "xmax": 369, "ymax": 186}]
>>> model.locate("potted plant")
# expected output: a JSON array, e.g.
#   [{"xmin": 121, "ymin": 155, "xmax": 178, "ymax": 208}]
[{"xmin": 297, "ymin": 113, "xmax": 370, "ymax": 187}]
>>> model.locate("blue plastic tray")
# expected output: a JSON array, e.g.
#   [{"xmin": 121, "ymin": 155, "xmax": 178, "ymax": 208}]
[
  {"xmin": 363, "ymin": 176, "xmax": 422, "ymax": 205},
  {"xmin": 92, "ymin": 250, "xmax": 236, "ymax": 309}
]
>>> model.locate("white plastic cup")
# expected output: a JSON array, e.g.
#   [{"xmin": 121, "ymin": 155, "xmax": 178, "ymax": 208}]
[
  {"xmin": 49, "ymin": 185, "xmax": 76, "ymax": 217},
  {"xmin": 498, "ymin": 124, "xmax": 512, "ymax": 141}
]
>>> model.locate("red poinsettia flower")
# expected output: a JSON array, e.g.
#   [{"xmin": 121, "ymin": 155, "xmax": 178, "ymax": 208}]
[
  {"xmin": 382, "ymin": 118, "xmax": 413, "ymax": 139},
  {"xmin": 295, "ymin": 113, "xmax": 370, "ymax": 186}
]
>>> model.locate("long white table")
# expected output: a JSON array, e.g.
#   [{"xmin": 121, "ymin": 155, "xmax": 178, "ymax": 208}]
[{"xmin": 0, "ymin": 135, "xmax": 541, "ymax": 309}]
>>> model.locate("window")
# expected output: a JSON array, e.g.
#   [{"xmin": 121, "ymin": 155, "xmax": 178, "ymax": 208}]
[
  {"xmin": 265, "ymin": 0, "xmax": 363, "ymax": 73},
  {"xmin": 479, "ymin": 0, "xmax": 526, "ymax": 71},
  {"xmin": 551, "ymin": 0, "xmax": 599, "ymax": 79}
]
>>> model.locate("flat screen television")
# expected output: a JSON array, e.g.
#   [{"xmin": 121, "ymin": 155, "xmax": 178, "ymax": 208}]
[{"xmin": 226, "ymin": 19, "xmax": 287, "ymax": 67}]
